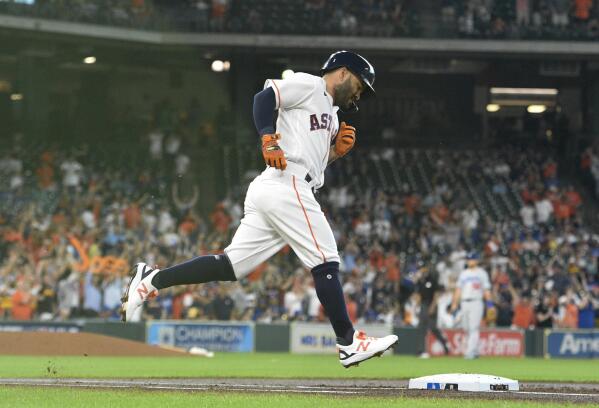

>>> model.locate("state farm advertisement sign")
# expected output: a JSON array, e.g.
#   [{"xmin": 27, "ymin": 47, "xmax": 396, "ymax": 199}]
[{"xmin": 426, "ymin": 329, "xmax": 524, "ymax": 357}]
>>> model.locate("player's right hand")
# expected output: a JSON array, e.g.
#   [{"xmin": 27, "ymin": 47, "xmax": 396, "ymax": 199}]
[
  {"xmin": 261, "ymin": 133, "xmax": 287, "ymax": 170},
  {"xmin": 334, "ymin": 122, "xmax": 356, "ymax": 157}
]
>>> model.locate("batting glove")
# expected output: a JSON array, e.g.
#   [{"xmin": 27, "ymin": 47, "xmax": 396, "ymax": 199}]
[
  {"xmin": 262, "ymin": 133, "xmax": 287, "ymax": 170},
  {"xmin": 334, "ymin": 122, "xmax": 356, "ymax": 157}
]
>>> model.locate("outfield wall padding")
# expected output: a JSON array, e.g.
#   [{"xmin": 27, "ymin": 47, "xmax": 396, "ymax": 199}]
[
  {"xmin": 255, "ymin": 323, "xmax": 290, "ymax": 352},
  {"xmin": 83, "ymin": 320, "xmax": 146, "ymax": 343},
  {"xmin": 525, "ymin": 329, "xmax": 544, "ymax": 357},
  {"xmin": 393, "ymin": 327, "xmax": 424, "ymax": 355}
]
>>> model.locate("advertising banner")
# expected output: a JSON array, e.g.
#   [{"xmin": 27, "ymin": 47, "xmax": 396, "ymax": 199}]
[
  {"xmin": 426, "ymin": 329, "xmax": 524, "ymax": 357},
  {"xmin": 0, "ymin": 322, "xmax": 81, "ymax": 333},
  {"xmin": 147, "ymin": 321, "xmax": 254, "ymax": 352},
  {"xmin": 290, "ymin": 323, "xmax": 392, "ymax": 354},
  {"xmin": 545, "ymin": 330, "xmax": 599, "ymax": 358}
]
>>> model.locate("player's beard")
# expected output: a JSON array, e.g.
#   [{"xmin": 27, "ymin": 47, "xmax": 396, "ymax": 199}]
[{"xmin": 333, "ymin": 78, "xmax": 355, "ymax": 110}]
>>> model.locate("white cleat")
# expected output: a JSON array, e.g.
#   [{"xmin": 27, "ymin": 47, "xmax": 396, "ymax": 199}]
[
  {"xmin": 337, "ymin": 330, "xmax": 399, "ymax": 368},
  {"xmin": 120, "ymin": 263, "xmax": 160, "ymax": 322}
]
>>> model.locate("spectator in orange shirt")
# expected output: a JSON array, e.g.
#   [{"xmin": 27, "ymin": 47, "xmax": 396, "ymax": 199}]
[
  {"xmin": 178, "ymin": 212, "xmax": 199, "ymax": 236},
  {"xmin": 543, "ymin": 159, "xmax": 557, "ymax": 179},
  {"xmin": 511, "ymin": 293, "xmax": 535, "ymax": 329},
  {"xmin": 211, "ymin": 0, "xmax": 228, "ymax": 30},
  {"xmin": 404, "ymin": 192, "xmax": 421, "ymax": 216},
  {"xmin": 11, "ymin": 279, "xmax": 34, "ymax": 321},
  {"xmin": 561, "ymin": 302, "xmax": 580, "ymax": 328},
  {"xmin": 557, "ymin": 291, "xmax": 579, "ymax": 328},
  {"xmin": 564, "ymin": 186, "xmax": 582, "ymax": 213},
  {"xmin": 575, "ymin": 0, "xmax": 593, "ymax": 21},
  {"xmin": 384, "ymin": 252, "xmax": 400, "ymax": 283},
  {"xmin": 171, "ymin": 290, "xmax": 184, "ymax": 320},
  {"xmin": 520, "ymin": 186, "xmax": 534, "ymax": 203},
  {"xmin": 369, "ymin": 242, "xmax": 384, "ymax": 270},
  {"xmin": 210, "ymin": 203, "xmax": 231, "ymax": 234},
  {"xmin": 123, "ymin": 200, "xmax": 141, "ymax": 230},
  {"xmin": 3, "ymin": 228, "xmax": 23, "ymax": 244},
  {"xmin": 553, "ymin": 195, "xmax": 572, "ymax": 222}
]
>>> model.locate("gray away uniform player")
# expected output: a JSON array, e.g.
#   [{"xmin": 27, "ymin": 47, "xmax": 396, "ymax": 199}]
[
  {"xmin": 121, "ymin": 51, "xmax": 398, "ymax": 368},
  {"xmin": 450, "ymin": 253, "xmax": 494, "ymax": 359}
]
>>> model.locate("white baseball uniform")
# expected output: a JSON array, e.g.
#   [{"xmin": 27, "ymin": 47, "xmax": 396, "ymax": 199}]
[
  {"xmin": 456, "ymin": 265, "xmax": 490, "ymax": 358},
  {"xmin": 224, "ymin": 73, "xmax": 341, "ymax": 278}
]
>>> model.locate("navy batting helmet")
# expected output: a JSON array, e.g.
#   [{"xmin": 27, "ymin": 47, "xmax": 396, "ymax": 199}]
[
  {"xmin": 466, "ymin": 252, "xmax": 480, "ymax": 261},
  {"xmin": 320, "ymin": 50, "xmax": 376, "ymax": 97}
]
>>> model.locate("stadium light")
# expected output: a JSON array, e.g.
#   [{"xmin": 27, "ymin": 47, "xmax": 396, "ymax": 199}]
[
  {"xmin": 490, "ymin": 87, "xmax": 558, "ymax": 96},
  {"xmin": 212, "ymin": 60, "xmax": 224, "ymax": 72},
  {"xmin": 282, "ymin": 69, "xmax": 294, "ymax": 79},
  {"xmin": 10, "ymin": 93, "xmax": 23, "ymax": 101},
  {"xmin": 486, "ymin": 104, "xmax": 500, "ymax": 113},
  {"xmin": 527, "ymin": 105, "xmax": 546, "ymax": 114},
  {"xmin": 83, "ymin": 56, "xmax": 96, "ymax": 64},
  {"xmin": 212, "ymin": 60, "xmax": 230, "ymax": 72}
]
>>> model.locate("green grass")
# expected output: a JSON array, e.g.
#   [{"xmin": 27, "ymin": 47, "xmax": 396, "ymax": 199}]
[
  {"xmin": 0, "ymin": 354, "xmax": 597, "ymax": 382},
  {"xmin": 0, "ymin": 387, "xmax": 590, "ymax": 408}
]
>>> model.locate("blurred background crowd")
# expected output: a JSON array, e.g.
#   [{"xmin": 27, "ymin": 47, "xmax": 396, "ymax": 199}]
[
  {"xmin": 1, "ymin": 0, "xmax": 599, "ymax": 40},
  {"xmin": 0, "ymin": 102, "xmax": 598, "ymax": 330}
]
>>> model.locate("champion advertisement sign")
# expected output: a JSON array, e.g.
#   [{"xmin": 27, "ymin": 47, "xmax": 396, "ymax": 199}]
[
  {"xmin": 426, "ymin": 329, "xmax": 524, "ymax": 357},
  {"xmin": 147, "ymin": 321, "xmax": 254, "ymax": 352},
  {"xmin": 545, "ymin": 330, "xmax": 599, "ymax": 358}
]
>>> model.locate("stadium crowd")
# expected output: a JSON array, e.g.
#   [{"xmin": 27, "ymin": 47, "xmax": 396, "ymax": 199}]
[
  {"xmin": 0, "ymin": 126, "xmax": 598, "ymax": 331},
  {"xmin": 1, "ymin": 0, "xmax": 598, "ymax": 40},
  {"xmin": 441, "ymin": 0, "xmax": 599, "ymax": 39}
]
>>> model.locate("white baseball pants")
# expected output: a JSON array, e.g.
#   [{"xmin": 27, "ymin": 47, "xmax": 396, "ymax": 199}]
[
  {"xmin": 460, "ymin": 299, "xmax": 483, "ymax": 358},
  {"xmin": 224, "ymin": 163, "xmax": 340, "ymax": 279}
]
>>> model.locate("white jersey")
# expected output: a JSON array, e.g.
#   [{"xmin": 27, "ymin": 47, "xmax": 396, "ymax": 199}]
[
  {"xmin": 264, "ymin": 72, "xmax": 339, "ymax": 189},
  {"xmin": 457, "ymin": 266, "xmax": 490, "ymax": 301},
  {"xmin": 224, "ymin": 72, "xmax": 342, "ymax": 279}
]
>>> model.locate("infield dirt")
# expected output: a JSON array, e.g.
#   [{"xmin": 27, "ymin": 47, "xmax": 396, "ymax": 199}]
[{"xmin": 0, "ymin": 332, "xmax": 186, "ymax": 357}]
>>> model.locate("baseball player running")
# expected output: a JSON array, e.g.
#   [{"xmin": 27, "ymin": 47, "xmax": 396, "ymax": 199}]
[
  {"xmin": 450, "ymin": 252, "xmax": 494, "ymax": 359},
  {"xmin": 121, "ymin": 51, "xmax": 398, "ymax": 368}
]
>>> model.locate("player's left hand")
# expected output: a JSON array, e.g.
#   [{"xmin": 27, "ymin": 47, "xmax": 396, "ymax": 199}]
[{"xmin": 334, "ymin": 122, "xmax": 356, "ymax": 157}]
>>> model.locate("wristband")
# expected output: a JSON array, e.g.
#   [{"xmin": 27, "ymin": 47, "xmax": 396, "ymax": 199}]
[{"xmin": 486, "ymin": 301, "xmax": 494, "ymax": 308}]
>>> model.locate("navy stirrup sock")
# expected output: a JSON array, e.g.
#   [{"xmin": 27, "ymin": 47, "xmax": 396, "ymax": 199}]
[
  {"xmin": 311, "ymin": 262, "xmax": 355, "ymax": 345},
  {"xmin": 151, "ymin": 254, "xmax": 237, "ymax": 289}
]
